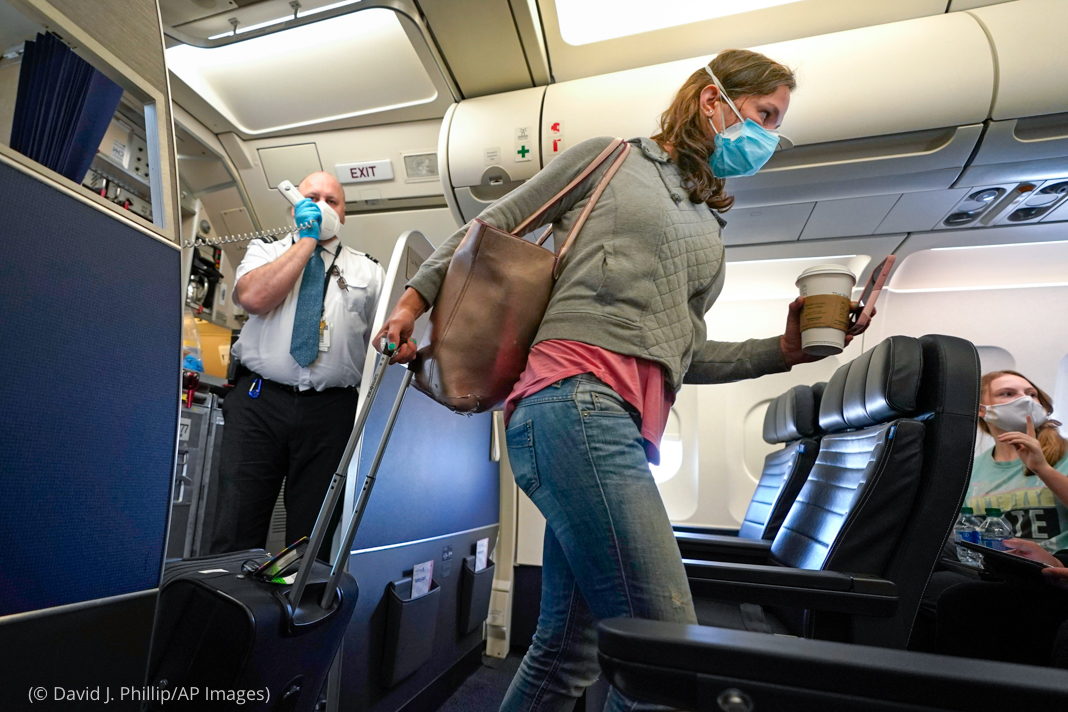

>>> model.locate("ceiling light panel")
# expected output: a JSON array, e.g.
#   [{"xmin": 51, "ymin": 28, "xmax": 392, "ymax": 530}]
[
  {"xmin": 166, "ymin": 9, "xmax": 437, "ymax": 135},
  {"xmin": 717, "ymin": 254, "xmax": 870, "ymax": 302},
  {"xmin": 891, "ymin": 240, "xmax": 1068, "ymax": 291},
  {"xmin": 555, "ymin": 0, "xmax": 805, "ymax": 46}
]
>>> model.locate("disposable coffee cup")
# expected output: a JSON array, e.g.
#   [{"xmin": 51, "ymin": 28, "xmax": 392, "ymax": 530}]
[{"xmin": 795, "ymin": 265, "xmax": 857, "ymax": 356}]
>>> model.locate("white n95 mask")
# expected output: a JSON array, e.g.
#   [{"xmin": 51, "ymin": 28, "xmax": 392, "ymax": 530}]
[
  {"xmin": 315, "ymin": 200, "xmax": 342, "ymax": 241},
  {"xmin": 982, "ymin": 395, "xmax": 1048, "ymax": 433}
]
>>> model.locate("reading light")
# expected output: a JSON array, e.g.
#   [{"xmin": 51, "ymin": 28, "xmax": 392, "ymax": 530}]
[{"xmin": 555, "ymin": 0, "xmax": 805, "ymax": 46}]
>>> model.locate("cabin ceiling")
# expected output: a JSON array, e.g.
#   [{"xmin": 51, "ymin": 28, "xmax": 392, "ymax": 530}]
[
  {"xmin": 159, "ymin": 0, "xmax": 1018, "ymax": 141},
  {"xmin": 160, "ymin": 0, "xmax": 1065, "ymax": 252}
]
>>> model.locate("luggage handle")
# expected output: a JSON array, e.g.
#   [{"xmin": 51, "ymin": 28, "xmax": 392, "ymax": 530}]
[{"xmin": 289, "ymin": 338, "xmax": 411, "ymax": 619}]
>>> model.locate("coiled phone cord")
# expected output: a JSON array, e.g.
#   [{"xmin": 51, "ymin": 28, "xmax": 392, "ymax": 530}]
[{"xmin": 183, "ymin": 220, "xmax": 316, "ymax": 249}]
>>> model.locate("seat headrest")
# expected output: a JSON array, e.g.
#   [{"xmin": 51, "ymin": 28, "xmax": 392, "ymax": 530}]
[
  {"xmin": 763, "ymin": 383, "xmax": 825, "ymax": 444},
  {"xmin": 818, "ymin": 336, "xmax": 923, "ymax": 433}
]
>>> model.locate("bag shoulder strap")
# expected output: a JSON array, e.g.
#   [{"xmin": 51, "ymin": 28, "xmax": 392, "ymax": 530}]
[
  {"xmin": 513, "ymin": 138, "xmax": 626, "ymax": 236},
  {"xmin": 552, "ymin": 142, "xmax": 631, "ymax": 279}
]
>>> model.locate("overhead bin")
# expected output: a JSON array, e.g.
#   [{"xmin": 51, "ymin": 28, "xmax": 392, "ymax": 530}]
[
  {"xmin": 443, "ymin": 86, "xmax": 546, "ymax": 222},
  {"xmin": 969, "ymin": 0, "xmax": 1068, "ymax": 121},
  {"xmin": 955, "ymin": 0, "xmax": 1068, "ymax": 186},
  {"xmin": 538, "ymin": 12, "xmax": 993, "ymax": 208},
  {"xmin": 441, "ymin": 7, "xmax": 1068, "ymax": 239}
]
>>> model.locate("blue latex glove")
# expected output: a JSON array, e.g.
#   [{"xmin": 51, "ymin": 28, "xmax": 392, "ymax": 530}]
[{"xmin": 294, "ymin": 198, "xmax": 322, "ymax": 241}]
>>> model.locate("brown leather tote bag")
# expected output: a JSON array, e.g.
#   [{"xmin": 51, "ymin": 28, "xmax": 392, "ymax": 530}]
[{"xmin": 412, "ymin": 139, "xmax": 631, "ymax": 413}]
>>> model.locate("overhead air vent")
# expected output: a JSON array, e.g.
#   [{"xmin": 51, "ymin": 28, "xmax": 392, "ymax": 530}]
[
  {"xmin": 940, "ymin": 187, "xmax": 1005, "ymax": 227},
  {"xmin": 940, "ymin": 177, "xmax": 1068, "ymax": 228},
  {"xmin": 992, "ymin": 177, "xmax": 1068, "ymax": 225}
]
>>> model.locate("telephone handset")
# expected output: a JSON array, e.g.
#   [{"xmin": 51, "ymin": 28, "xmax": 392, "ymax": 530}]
[
  {"xmin": 276, "ymin": 180, "xmax": 342, "ymax": 240},
  {"xmin": 182, "ymin": 180, "xmax": 330, "ymax": 248}
]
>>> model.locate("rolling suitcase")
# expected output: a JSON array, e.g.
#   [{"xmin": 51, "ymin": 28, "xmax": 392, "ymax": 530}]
[{"xmin": 148, "ymin": 347, "xmax": 414, "ymax": 711}]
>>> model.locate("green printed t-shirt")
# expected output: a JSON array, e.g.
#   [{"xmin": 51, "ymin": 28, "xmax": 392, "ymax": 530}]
[{"xmin": 967, "ymin": 449, "xmax": 1068, "ymax": 553}]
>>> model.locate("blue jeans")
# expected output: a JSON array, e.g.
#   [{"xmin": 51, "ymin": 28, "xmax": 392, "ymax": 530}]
[{"xmin": 501, "ymin": 375, "xmax": 696, "ymax": 712}]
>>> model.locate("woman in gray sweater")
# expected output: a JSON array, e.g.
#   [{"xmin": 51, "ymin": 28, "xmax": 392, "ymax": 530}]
[{"xmin": 379, "ymin": 49, "xmax": 846, "ymax": 712}]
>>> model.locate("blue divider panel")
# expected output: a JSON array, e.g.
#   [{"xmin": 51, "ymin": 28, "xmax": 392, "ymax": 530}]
[
  {"xmin": 353, "ymin": 364, "xmax": 499, "ymax": 550},
  {"xmin": 0, "ymin": 160, "xmax": 180, "ymax": 616}
]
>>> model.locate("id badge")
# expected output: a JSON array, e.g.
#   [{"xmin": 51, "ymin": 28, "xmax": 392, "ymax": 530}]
[{"xmin": 319, "ymin": 320, "xmax": 331, "ymax": 352}]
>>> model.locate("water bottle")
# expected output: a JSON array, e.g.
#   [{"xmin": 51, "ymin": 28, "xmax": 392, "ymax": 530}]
[
  {"xmin": 978, "ymin": 507, "xmax": 1013, "ymax": 551},
  {"xmin": 182, "ymin": 308, "xmax": 204, "ymax": 373},
  {"xmin": 954, "ymin": 507, "xmax": 983, "ymax": 565}
]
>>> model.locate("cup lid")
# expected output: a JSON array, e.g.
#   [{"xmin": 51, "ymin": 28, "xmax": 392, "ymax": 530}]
[{"xmin": 795, "ymin": 264, "xmax": 857, "ymax": 287}]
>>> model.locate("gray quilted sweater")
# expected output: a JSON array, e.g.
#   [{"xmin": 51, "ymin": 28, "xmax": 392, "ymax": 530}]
[{"xmin": 407, "ymin": 136, "xmax": 789, "ymax": 391}]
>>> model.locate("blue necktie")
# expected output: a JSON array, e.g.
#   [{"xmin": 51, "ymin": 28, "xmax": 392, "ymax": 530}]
[{"xmin": 290, "ymin": 245, "xmax": 325, "ymax": 368}]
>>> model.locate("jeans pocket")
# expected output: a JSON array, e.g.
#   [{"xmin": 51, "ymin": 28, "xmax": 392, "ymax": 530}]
[
  {"xmin": 589, "ymin": 389, "xmax": 634, "ymax": 418},
  {"xmin": 506, "ymin": 419, "xmax": 540, "ymax": 497}
]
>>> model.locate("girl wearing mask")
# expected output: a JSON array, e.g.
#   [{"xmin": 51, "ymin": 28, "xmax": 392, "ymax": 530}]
[
  {"xmin": 970, "ymin": 370, "xmax": 1068, "ymax": 552},
  {"xmin": 918, "ymin": 372, "xmax": 1068, "ymax": 666}
]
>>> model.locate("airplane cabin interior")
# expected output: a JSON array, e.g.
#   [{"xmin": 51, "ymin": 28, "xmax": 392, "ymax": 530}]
[{"xmin": 1, "ymin": 1, "xmax": 1068, "ymax": 710}]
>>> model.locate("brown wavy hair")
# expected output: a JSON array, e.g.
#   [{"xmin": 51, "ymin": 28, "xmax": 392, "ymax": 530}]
[
  {"xmin": 979, "ymin": 370, "xmax": 1067, "ymax": 474},
  {"xmin": 651, "ymin": 49, "xmax": 796, "ymax": 212}
]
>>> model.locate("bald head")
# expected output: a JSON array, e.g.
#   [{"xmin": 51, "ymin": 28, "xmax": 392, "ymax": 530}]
[{"xmin": 296, "ymin": 171, "xmax": 346, "ymax": 225}]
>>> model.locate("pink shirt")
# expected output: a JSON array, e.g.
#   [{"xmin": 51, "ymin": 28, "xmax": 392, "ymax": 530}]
[{"xmin": 503, "ymin": 340, "xmax": 675, "ymax": 464}]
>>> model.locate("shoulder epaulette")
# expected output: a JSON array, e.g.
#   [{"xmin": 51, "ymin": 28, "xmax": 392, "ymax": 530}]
[{"xmin": 341, "ymin": 246, "xmax": 381, "ymax": 265}]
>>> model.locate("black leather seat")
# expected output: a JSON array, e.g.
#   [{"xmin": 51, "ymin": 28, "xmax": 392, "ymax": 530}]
[
  {"xmin": 676, "ymin": 383, "xmax": 824, "ymax": 564},
  {"xmin": 685, "ymin": 335, "xmax": 980, "ymax": 649},
  {"xmin": 596, "ymin": 618, "xmax": 1068, "ymax": 712}
]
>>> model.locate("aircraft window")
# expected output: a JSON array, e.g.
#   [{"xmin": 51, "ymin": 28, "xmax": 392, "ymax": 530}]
[
  {"xmin": 743, "ymin": 400, "xmax": 779, "ymax": 482},
  {"xmin": 1054, "ymin": 353, "xmax": 1068, "ymax": 438},
  {"xmin": 165, "ymin": 9, "xmax": 437, "ymax": 135},
  {"xmin": 972, "ymin": 346, "xmax": 1018, "ymax": 456},
  {"xmin": 555, "ymin": 0, "xmax": 804, "ymax": 46},
  {"xmin": 890, "ymin": 239, "xmax": 1068, "ymax": 292},
  {"xmin": 650, "ymin": 408, "xmax": 683, "ymax": 484},
  {"xmin": 975, "ymin": 346, "xmax": 1016, "ymax": 375}
]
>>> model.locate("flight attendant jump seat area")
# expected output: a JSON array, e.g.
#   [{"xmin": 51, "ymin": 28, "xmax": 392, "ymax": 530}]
[
  {"xmin": 0, "ymin": 157, "xmax": 180, "ymax": 687},
  {"xmin": 0, "ymin": 155, "xmax": 501, "ymax": 710}
]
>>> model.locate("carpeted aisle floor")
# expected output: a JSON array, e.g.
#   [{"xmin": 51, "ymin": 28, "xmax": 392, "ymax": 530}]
[{"xmin": 434, "ymin": 655, "xmax": 522, "ymax": 712}]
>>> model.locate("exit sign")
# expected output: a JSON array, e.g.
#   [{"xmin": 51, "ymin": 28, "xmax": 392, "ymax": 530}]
[{"xmin": 335, "ymin": 159, "xmax": 394, "ymax": 184}]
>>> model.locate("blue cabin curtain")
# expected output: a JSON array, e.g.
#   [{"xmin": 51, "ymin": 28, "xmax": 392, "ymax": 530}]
[{"xmin": 9, "ymin": 33, "xmax": 124, "ymax": 184}]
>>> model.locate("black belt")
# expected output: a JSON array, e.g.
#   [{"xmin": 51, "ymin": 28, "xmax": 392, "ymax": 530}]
[{"xmin": 246, "ymin": 371, "xmax": 356, "ymax": 397}]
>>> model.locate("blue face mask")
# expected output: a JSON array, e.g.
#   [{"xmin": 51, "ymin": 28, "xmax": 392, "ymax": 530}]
[{"xmin": 705, "ymin": 66, "xmax": 780, "ymax": 178}]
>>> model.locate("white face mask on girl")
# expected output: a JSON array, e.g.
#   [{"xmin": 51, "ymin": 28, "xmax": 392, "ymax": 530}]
[{"xmin": 982, "ymin": 395, "xmax": 1048, "ymax": 433}]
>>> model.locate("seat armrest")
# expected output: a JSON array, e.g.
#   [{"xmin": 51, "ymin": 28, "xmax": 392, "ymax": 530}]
[
  {"xmin": 597, "ymin": 619, "xmax": 1068, "ymax": 712},
  {"xmin": 684, "ymin": 559, "xmax": 897, "ymax": 617},
  {"xmin": 675, "ymin": 532, "xmax": 772, "ymax": 564}
]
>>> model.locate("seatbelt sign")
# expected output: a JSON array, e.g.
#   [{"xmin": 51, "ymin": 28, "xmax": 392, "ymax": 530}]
[{"xmin": 336, "ymin": 160, "xmax": 394, "ymax": 184}]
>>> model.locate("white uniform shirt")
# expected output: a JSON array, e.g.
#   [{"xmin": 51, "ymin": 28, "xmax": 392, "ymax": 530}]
[{"xmin": 232, "ymin": 236, "xmax": 385, "ymax": 391}]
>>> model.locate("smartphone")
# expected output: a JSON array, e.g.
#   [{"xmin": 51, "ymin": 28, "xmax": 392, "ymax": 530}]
[
  {"xmin": 253, "ymin": 536, "xmax": 309, "ymax": 580},
  {"xmin": 847, "ymin": 255, "xmax": 895, "ymax": 335}
]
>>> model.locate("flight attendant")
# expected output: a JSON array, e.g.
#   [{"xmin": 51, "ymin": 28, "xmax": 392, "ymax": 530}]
[
  {"xmin": 211, "ymin": 172, "xmax": 385, "ymax": 558},
  {"xmin": 377, "ymin": 49, "xmax": 849, "ymax": 712}
]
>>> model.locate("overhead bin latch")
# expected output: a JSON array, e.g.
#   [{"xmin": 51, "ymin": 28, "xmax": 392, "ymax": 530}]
[
  {"xmin": 776, "ymin": 135, "xmax": 795, "ymax": 152},
  {"xmin": 481, "ymin": 167, "xmax": 512, "ymax": 187}
]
